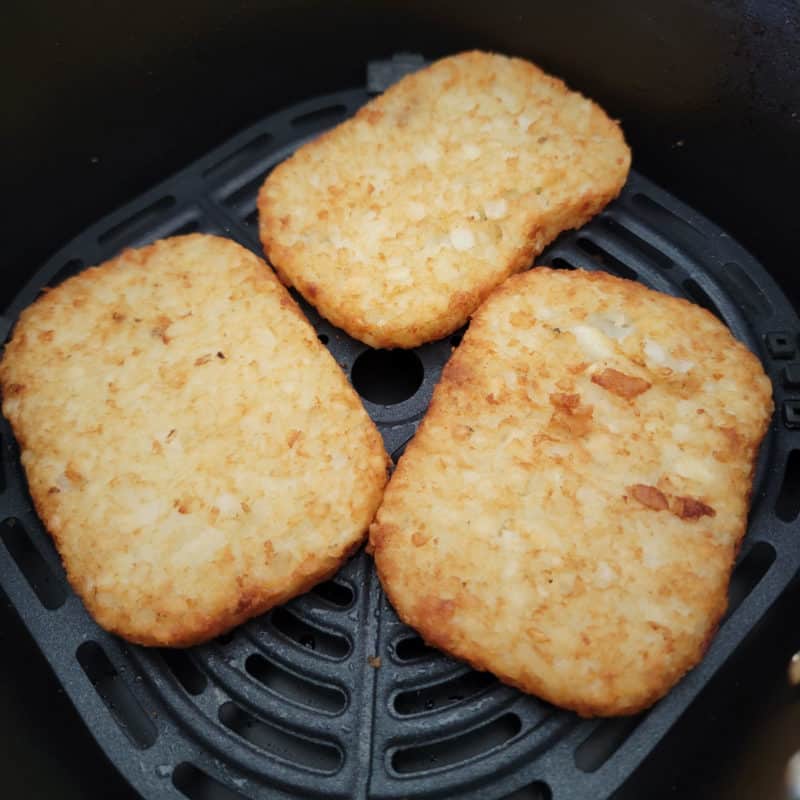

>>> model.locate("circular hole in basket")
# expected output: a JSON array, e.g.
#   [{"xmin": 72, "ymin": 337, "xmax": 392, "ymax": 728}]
[{"xmin": 351, "ymin": 349, "xmax": 423, "ymax": 405}]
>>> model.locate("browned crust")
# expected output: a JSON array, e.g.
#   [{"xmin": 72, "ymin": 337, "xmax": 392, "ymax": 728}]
[
  {"xmin": 373, "ymin": 562, "xmax": 717, "ymax": 718},
  {"xmin": 22, "ymin": 458, "xmax": 379, "ymax": 648},
  {"xmin": 370, "ymin": 267, "xmax": 773, "ymax": 716},
  {"xmin": 260, "ymin": 186, "xmax": 623, "ymax": 350},
  {"xmin": 0, "ymin": 234, "xmax": 389, "ymax": 648},
  {"xmin": 93, "ymin": 534, "xmax": 369, "ymax": 648},
  {"xmin": 257, "ymin": 51, "xmax": 630, "ymax": 349}
]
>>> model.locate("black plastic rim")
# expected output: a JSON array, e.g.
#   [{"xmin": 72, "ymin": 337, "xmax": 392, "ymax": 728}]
[{"xmin": 1, "ymin": 56, "xmax": 799, "ymax": 800}]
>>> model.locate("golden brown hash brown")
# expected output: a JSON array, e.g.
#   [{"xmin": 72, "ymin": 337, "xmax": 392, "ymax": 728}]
[
  {"xmin": 371, "ymin": 268, "xmax": 773, "ymax": 716},
  {"xmin": 0, "ymin": 234, "xmax": 388, "ymax": 647},
  {"xmin": 258, "ymin": 50, "xmax": 630, "ymax": 348}
]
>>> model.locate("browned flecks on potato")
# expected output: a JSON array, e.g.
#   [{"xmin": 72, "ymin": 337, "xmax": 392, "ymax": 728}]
[
  {"xmin": 0, "ymin": 234, "xmax": 389, "ymax": 647},
  {"xmin": 592, "ymin": 367, "xmax": 651, "ymax": 399},
  {"xmin": 371, "ymin": 267, "xmax": 772, "ymax": 717},
  {"xmin": 629, "ymin": 483, "xmax": 716, "ymax": 519},
  {"xmin": 259, "ymin": 50, "xmax": 630, "ymax": 348}
]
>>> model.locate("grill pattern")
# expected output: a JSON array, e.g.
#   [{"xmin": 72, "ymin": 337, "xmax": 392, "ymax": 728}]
[{"xmin": 1, "ymin": 58, "xmax": 799, "ymax": 800}]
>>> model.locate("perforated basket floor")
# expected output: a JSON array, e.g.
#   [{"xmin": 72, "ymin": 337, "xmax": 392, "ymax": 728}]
[{"xmin": 2, "ymin": 56, "xmax": 800, "ymax": 800}]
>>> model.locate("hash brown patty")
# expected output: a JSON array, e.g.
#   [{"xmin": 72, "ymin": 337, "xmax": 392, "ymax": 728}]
[
  {"xmin": 0, "ymin": 234, "xmax": 388, "ymax": 647},
  {"xmin": 371, "ymin": 268, "xmax": 772, "ymax": 716},
  {"xmin": 258, "ymin": 51, "xmax": 630, "ymax": 348}
]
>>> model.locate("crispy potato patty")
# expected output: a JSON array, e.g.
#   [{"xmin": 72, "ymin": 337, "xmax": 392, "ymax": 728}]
[
  {"xmin": 371, "ymin": 268, "xmax": 772, "ymax": 716},
  {"xmin": 1, "ymin": 234, "xmax": 388, "ymax": 646},
  {"xmin": 259, "ymin": 51, "xmax": 630, "ymax": 348}
]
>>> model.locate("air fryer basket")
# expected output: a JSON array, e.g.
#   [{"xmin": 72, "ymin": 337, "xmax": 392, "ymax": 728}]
[{"xmin": 1, "ymin": 57, "xmax": 799, "ymax": 800}]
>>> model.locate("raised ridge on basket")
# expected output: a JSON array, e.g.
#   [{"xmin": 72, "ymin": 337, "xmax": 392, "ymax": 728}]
[
  {"xmin": 245, "ymin": 653, "xmax": 347, "ymax": 714},
  {"xmin": 173, "ymin": 762, "xmax": 248, "ymax": 800},
  {"xmin": 218, "ymin": 701, "xmax": 343, "ymax": 773},
  {"xmin": 391, "ymin": 712, "xmax": 522, "ymax": 774},
  {"xmin": 203, "ymin": 133, "xmax": 275, "ymax": 181},
  {"xmin": 597, "ymin": 216, "xmax": 676, "ymax": 272},
  {"xmin": 269, "ymin": 607, "xmax": 352, "ymax": 660},
  {"xmin": 291, "ymin": 104, "xmax": 349, "ymax": 129},
  {"xmin": 630, "ymin": 193, "xmax": 708, "ymax": 244},
  {"xmin": 393, "ymin": 669, "xmax": 497, "ymax": 715},
  {"xmin": 97, "ymin": 195, "xmax": 176, "ymax": 248},
  {"xmin": 221, "ymin": 171, "xmax": 272, "ymax": 218},
  {"xmin": 718, "ymin": 261, "xmax": 773, "ymax": 317}
]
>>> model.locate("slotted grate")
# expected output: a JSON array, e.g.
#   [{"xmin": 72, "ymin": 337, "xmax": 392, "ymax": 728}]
[{"xmin": 1, "ymin": 55, "xmax": 799, "ymax": 800}]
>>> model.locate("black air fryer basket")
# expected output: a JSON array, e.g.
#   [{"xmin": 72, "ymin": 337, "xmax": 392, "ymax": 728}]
[{"xmin": 3, "ymin": 4, "xmax": 800, "ymax": 799}]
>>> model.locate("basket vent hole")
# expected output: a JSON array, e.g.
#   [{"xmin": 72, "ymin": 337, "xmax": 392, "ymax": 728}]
[
  {"xmin": 351, "ymin": 349, "xmax": 423, "ymax": 405},
  {"xmin": 97, "ymin": 195, "xmax": 176, "ymax": 247},
  {"xmin": 394, "ymin": 669, "xmax": 497, "ymax": 715},
  {"xmin": 682, "ymin": 278, "xmax": 724, "ymax": 321},
  {"xmin": 291, "ymin": 104, "xmax": 348, "ymax": 129},
  {"xmin": 631, "ymin": 193, "xmax": 707, "ymax": 243},
  {"xmin": 202, "ymin": 132, "xmax": 274, "ymax": 180},
  {"xmin": 50, "ymin": 258, "xmax": 85, "ymax": 288},
  {"xmin": 218, "ymin": 701, "xmax": 342, "ymax": 772},
  {"xmin": 317, "ymin": 333, "xmax": 330, "ymax": 345},
  {"xmin": 0, "ymin": 518, "xmax": 65, "ymax": 610},
  {"xmin": 574, "ymin": 714, "xmax": 642, "ymax": 772},
  {"xmin": 550, "ymin": 257, "xmax": 577, "ymax": 271},
  {"xmin": 394, "ymin": 634, "xmax": 438, "ymax": 662},
  {"xmin": 576, "ymin": 237, "xmax": 637, "ymax": 280},
  {"xmin": 719, "ymin": 261, "xmax": 773, "ymax": 317},
  {"xmin": 215, "ymin": 631, "xmax": 236, "ymax": 646},
  {"xmin": 724, "ymin": 541, "xmax": 776, "ymax": 622},
  {"xmin": 311, "ymin": 579, "xmax": 354, "ymax": 607},
  {"xmin": 245, "ymin": 653, "xmax": 346, "ymax": 713},
  {"xmin": 392, "ymin": 713, "xmax": 521, "ymax": 774},
  {"xmin": 777, "ymin": 450, "xmax": 800, "ymax": 522},
  {"xmin": 161, "ymin": 649, "xmax": 207, "ymax": 695},
  {"xmin": 449, "ymin": 323, "xmax": 468, "ymax": 348},
  {"xmin": 172, "ymin": 763, "xmax": 247, "ymax": 800},
  {"xmin": 166, "ymin": 218, "xmax": 199, "ymax": 238},
  {"xmin": 270, "ymin": 607, "xmax": 351, "ymax": 659},
  {"xmin": 0, "ymin": 443, "xmax": 6, "ymax": 492},
  {"xmin": 76, "ymin": 641, "xmax": 156, "ymax": 749},
  {"xmin": 502, "ymin": 781, "xmax": 552, "ymax": 800},
  {"xmin": 223, "ymin": 171, "xmax": 271, "ymax": 214},
  {"xmin": 599, "ymin": 217, "xmax": 675, "ymax": 271}
]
